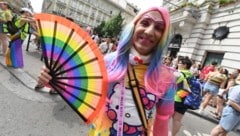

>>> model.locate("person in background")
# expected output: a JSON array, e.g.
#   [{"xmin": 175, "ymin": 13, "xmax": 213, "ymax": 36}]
[
  {"xmin": 196, "ymin": 63, "xmax": 203, "ymax": 79},
  {"xmin": 199, "ymin": 61, "xmax": 218, "ymax": 82},
  {"xmin": 110, "ymin": 37, "xmax": 118, "ymax": 52},
  {"xmin": 190, "ymin": 60, "xmax": 200, "ymax": 78},
  {"xmin": 29, "ymin": 17, "xmax": 40, "ymax": 49},
  {"xmin": 98, "ymin": 37, "xmax": 112, "ymax": 55},
  {"xmin": 171, "ymin": 57, "xmax": 177, "ymax": 69},
  {"xmin": 210, "ymin": 68, "xmax": 229, "ymax": 108},
  {"xmin": 0, "ymin": 1, "xmax": 12, "ymax": 55},
  {"xmin": 5, "ymin": 8, "xmax": 35, "ymax": 68},
  {"xmin": 198, "ymin": 66, "xmax": 227, "ymax": 114},
  {"xmin": 212, "ymin": 69, "xmax": 239, "ymax": 119},
  {"xmin": 163, "ymin": 55, "xmax": 172, "ymax": 67},
  {"xmin": 36, "ymin": 7, "xmax": 176, "ymax": 135},
  {"xmin": 235, "ymin": 70, "xmax": 240, "ymax": 85},
  {"xmin": 85, "ymin": 26, "xmax": 92, "ymax": 35},
  {"xmin": 211, "ymin": 85, "xmax": 240, "ymax": 136},
  {"xmin": 91, "ymin": 31, "xmax": 100, "ymax": 45},
  {"xmin": 172, "ymin": 56, "xmax": 193, "ymax": 136}
]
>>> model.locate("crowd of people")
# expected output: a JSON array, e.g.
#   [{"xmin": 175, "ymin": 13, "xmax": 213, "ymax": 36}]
[
  {"xmin": 1, "ymin": 1, "xmax": 240, "ymax": 135},
  {"xmin": 162, "ymin": 54, "xmax": 240, "ymax": 135},
  {"xmin": 91, "ymin": 34, "xmax": 118, "ymax": 55}
]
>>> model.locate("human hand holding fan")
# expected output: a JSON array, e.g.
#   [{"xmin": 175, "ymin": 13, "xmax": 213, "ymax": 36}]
[{"xmin": 34, "ymin": 13, "xmax": 108, "ymax": 124}]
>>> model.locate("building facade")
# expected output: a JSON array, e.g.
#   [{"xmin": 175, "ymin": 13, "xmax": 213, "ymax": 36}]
[
  {"xmin": 41, "ymin": 0, "xmax": 138, "ymax": 30},
  {"xmin": 5, "ymin": 0, "xmax": 33, "ymax": 13},
  {"xmin": 164, "ymin": 0, "xmax": 240, "ymax": 72}
]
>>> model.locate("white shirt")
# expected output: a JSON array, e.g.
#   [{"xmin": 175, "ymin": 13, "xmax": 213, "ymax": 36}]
[{"xmin": 99, "ymin": 42, "xmax": 112, "ymax": 54}]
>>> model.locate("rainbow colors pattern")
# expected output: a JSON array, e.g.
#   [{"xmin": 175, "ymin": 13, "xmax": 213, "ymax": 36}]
[
  {"xmin": 34, "ymin": 13, "xmax": 108, "ymax": 124},
  {"xmin": 5, "ymin": 39, "xmax": 24, "ymax": 68}
]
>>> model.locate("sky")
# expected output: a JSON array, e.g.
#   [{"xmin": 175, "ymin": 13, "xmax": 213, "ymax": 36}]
[
  {"xmin": 30, "ymin": 0, "xmax": 163, "ymax": 13},
  {"xmin": 30, "ymin": 0, "xmax": 43, "ymax": 13}
]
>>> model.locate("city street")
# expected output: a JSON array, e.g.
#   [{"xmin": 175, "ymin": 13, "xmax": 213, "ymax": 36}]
[
  {"xmin": 0, "ymin": 64, "xmax": 89, "ymax": 136},
  {"xmin": 0, "ymin": 37, "xmax": 239, "ymax": 136},
  {"xmin": 178, "ymin": 112, "xmax": 239, "ymax": 136},
  {"xmin": 1, "ymin": 0, "xmax": 240, "ymax": 135}
]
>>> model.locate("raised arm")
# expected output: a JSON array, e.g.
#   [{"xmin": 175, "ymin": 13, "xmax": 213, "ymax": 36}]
[{"xmin": 19, "ymin": 17, "xmax": 35, "ymax": 27}]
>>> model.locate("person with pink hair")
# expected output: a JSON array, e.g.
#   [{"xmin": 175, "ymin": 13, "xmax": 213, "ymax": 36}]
[{"xmin": 37, "ymin": 6, "xmax": 176, "ymax": 135}]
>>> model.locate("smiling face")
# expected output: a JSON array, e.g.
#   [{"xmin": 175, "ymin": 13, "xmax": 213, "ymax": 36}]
[{"xmin": 132, "ymin": 11, "xmax": 165, "ymax": 56}]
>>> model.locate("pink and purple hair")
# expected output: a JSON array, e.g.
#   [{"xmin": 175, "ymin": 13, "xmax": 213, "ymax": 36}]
[{"xmin": 106, "ymin": 7, "xmax": 173, "ymax": 96}]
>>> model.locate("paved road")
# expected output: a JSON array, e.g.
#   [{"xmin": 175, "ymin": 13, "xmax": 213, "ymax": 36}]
[
  {"xmin": 179, "ymin": 111, "xmax": 239, "ymax": 136},
  {"xmin": 0, "ymin": 64, "xmax": 89, "ymax": 136}
]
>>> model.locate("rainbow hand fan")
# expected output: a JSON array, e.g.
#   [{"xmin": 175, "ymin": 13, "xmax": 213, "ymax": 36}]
[{"xmin": 34, "ymin": 13, "xmax": 108, "ymax": 124}]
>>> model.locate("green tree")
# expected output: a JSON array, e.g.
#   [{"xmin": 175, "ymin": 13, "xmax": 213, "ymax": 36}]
[
  {"xmin": 94, "ymin": 21, "xmax": 105, "ymax": 37},
  {"xmin": 102, "ymin": 12, "xmax": 124, "ymax": 37},
  {"xmin": 219, "ymin": 0, "xmax": 235, "ymax": 5}
]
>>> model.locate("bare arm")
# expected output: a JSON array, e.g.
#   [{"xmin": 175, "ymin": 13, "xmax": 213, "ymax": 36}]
[
  {"xmin": 219, "ymin": 78, "xmax": 227, "ymax": 89},
  {"xmin": 29, "ymin": 21, "xmax": 38, "ymax": 30},
  {"xmin": 227, "ymin": 99, "xmax": 240, "ymax": 112},
  {"xmin": 19, "ymin": 17, "xmax": 35, "ymax": 26},
  {"xmin": 223, "ymin": 80, "xmax": 235, "ymax": 94}
]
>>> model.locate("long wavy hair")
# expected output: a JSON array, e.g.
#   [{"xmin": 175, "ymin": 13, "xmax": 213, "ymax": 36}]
[{"xmin": 106, "ymin": 7, "xmax": 172, "ymax": 96}]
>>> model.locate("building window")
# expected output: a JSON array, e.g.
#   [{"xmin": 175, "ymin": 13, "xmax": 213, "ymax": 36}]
[
  {"xmin": 169, "ymin": 34, "xmax": 182, "ymax": 48},
  {"xmin": 71, "ymin": 0, "xmax": 77, "ymax": 8},
  {"xmin": 203, "ymin": 52, "xmax": 224, "ymax": 67},
  {"xmin": 56, "ymin": 6, "xmax": 64, "ymax": 15},
  {"xmin": 168, "ymin": 34, "xmax": 182, "ymax": 58},
  {"xmin": 57, "ymin": 0, "xmax": 65, "ymax": 3},
  {"xmin": 68, "ymin": 9, "xmax": 74, "ymax": 16},
  {"xmin": 91, "ymin": 12, "xmax": 95, "ymax": 17},
  {"xmin": 78, "ymin": 3, "xmax": 83, "ymax": 11},
  {"xmin": 93, "ymin": 0, "xmax": 98, "ymax": 7}
]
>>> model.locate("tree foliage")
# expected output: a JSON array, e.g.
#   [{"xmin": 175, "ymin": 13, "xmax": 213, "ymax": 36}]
[
  {"xmin": 218, "ymin": 0, "xmax": 236, "ymax": 5},
  {"xmin": 93, "ymin": 21, "xmax": 105, "ymax": 37},
  {"xmin": 94, "ymin": 12, "xmax": 124, "ymax": 38}
]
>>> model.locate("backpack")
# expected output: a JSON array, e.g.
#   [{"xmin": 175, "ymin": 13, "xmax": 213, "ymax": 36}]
[
  {"xmin": 6, "ymin": 14, "xmax": 19, "ymax": 35},
  {"xmin": 181, "ymin": 72, "xmax": 202, "ymax": 110}
]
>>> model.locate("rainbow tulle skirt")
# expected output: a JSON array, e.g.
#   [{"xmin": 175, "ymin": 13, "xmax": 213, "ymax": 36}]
[{"xmin": 5, "ymin": 38, "xmax": 24, "ymax": 68}]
